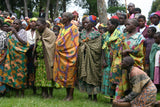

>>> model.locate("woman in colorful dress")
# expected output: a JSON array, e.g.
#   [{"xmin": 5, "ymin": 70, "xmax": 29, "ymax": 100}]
[
  {"xmin": 2, "ymin": 19, "xmax": 29, "ymax": 97},
  {"xmin": 53, "ymin": 12, "xmax": 79, "ymax": 101},
  {"xmin": 116, "ymin": 56, "xmax": 157, "ymax": 107},
  {"xmin": 78, "ymin": 15, "xmax": 101, "ymax": 101},
  {"xmin": 0, "ymin": 17, "xmax": 8, "ymax": 94},
  {"xmin": 118, "ymin": 19, "xmax": 145, "ymax": 99},
  {"xmin": 101, "ymin": 18, "xmax": 124, "ymax": 101},
  {"xmin": 34, "ymin": 18, "xmax": 56, "ymax": 98}
]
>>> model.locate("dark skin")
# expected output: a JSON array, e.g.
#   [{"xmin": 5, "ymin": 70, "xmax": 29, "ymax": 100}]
[
  {"xmin": 119, "ymin": 15, "xmax": 126, "ymax": 25},
  {"xmin": 53, "ymin": 27, "xmax": 59, "ymax": 37},
  {"xmin": 61, "ymin": 13, "xmax": 75, "ymax": 101},
  {"xmin": 36, "ymin": 20, "xmax": 53, "ymax": 99},
  {"xmin": 138, "ymin": 18, "xmax": 145, "ymax": 28},
  {"xmin": 122, "ymin": 20, "xmax": 138, "ymax": 56},
  {"xmin": 128, "ymin": 4, "xmax": 135, "ymax": 14},
  {"xmin": 151, "ymin": 14, "xmax": 160, "ymax": 25},
  {"xmin": 30, "ymin": 21, "xmax": 37, "ymax": 38},
  {"xmin": 154, "ymin": 33, "xmax": 160, "ymax": 44},
  {"xmin": 83, "ymin": 18, "xmax": 98, "ymax": 101},
  {"xmin": 10, "ymin": 20, "xmax": 27, "ymax": 45},
  {"xmin": 147, "ymin": 28, "xmax": 155, "ymax": 38}
]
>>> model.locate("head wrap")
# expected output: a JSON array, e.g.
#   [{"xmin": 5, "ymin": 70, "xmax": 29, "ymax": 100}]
[
  {"xmin": 22, "ymin": 20, "xmax": 28, "ymax": 26},
  {"xmin": 72, "ymin": 11, "xmax": 79, "ymax": 17},
  {"xmin": 30, "ymin": 17, "xmax": 37, "ymax": 22},
  {"xmin": 111, "ymin": 15, "xmax": 119, "ymax": 20},
  {"xmin": 4, "ymin": 18, "xmax": 13, "ymax": 24},
  {"xmin": 3, "ymin": 22, "xmax": 10, "ymax": 26},
  {"xmin": 54, "ymin": 17, "xmax": 61, "ymax": 23},
  {"xmin": 150, "ymin": 11, "xmax": 160, "ymax": 19},
  {"xmin": 0, "ymin": 16, "xmax": 4, "ymax": 22},
  {"xmin": 46, "ymin": 20, "xmax": 51, "ymax": 28},
  {"xmin": 88, "ymin": 15, "xmax": 97, "ymax": 23}
]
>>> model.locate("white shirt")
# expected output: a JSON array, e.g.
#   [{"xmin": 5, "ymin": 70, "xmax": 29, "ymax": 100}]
[
  {"xmin": 26, "ymin": 29, "xmax": 36, "ymax": 45},
  {"xmin": 149, "ymin": 24, "xmax": 160, "ymax": 32},
  {"xmin": 139, "ymin": 27, "xmax": 146, "ymax": 34}
]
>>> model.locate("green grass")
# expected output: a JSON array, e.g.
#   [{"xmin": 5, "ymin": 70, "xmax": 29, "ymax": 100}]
[
  {"xmin": 0, "ymin": 88, "xmax": 112, "ymax": 107},
  {"xmin": 1, "ymin": 88, "xmax": 160, "ymax": 107}
]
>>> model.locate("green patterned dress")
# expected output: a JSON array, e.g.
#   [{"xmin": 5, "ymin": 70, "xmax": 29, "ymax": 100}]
[{"xmin": 35, "ymin": 40, "xmax": 54, "ymax": 87}]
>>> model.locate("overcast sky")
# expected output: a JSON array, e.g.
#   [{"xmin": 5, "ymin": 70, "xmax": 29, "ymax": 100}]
[{"xmin": 67, "ymin": 0, "xmax": 154, "ymax": 21}]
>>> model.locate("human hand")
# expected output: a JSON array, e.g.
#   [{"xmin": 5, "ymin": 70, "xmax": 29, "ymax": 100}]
[{"xmin": 121, "ymin": 49, "xmax": 132, "ymax": 56}]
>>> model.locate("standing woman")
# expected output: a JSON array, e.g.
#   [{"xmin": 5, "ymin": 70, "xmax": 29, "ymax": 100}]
[
  {"xmin": 78, "ymin": 15, "xmax": 102, "ymax": 101},
  {"xmin": 101, "ymin": 19, "xmax": 124, "ymax": 101},
  {"xmin": 118, "ymin": 19, "xmax": 145, "ymax": 98},
  {"xmin": 0, "ymin": 17, "xmax": 8, "ymax": 94},
  {"xmin": 53, "ymin": 12, "xmax": 79, "ymax": 101},
  {"xmin": 34, "ymin": 18, "xmax": 56, "ymax": 98},
  {"xmin": 2, "ymin": 19, "xmax": 29, "ymax": 97}
]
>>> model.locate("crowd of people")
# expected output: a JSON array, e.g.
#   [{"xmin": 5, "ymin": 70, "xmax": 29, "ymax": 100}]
[{"xmin": 0, "ymin": 2, "xmax": 160, "ymax": 107}]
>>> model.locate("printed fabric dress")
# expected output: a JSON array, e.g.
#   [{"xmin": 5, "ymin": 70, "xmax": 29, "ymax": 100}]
[
  {"xmin": 35, "ymin": 39, "xmax": 54, "ymax": 87},
  {"xmin": 117, "ymin": 32, "xmax": 145, "ymax": 98},
  {"xmin": 53, "ymin": 24, "xmax": 79, "ymax": 88},
  {"xmin": 2, "ymin": 32, "xmax": 29, "ymax": 89},
  {"xmin": 78, "ymin": 29, "xmax": 102, "ymax": 95},
  {"xmin": 0, "ymin": 30, "xmax": 7, "ymax": 93},
  {"xmin": 101, "ymin": 29, "xmax": 124, "ymax": 96}
]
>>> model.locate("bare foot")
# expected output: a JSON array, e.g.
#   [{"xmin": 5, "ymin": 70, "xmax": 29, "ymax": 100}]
[{"xmin": 65, "ymin": 97, "xmax": 73, "ymax": 101}]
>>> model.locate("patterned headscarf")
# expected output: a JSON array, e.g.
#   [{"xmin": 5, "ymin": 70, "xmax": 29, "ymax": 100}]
[
  {"xmin": 30, "ymin": 17, "xmax": 37, "ymax": 22},
  {"xmin": 88, "ymin": 15, "xmax": 97, "ymax": 23}
]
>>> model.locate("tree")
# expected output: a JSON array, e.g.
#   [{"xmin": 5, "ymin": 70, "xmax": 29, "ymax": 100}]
[
  {"xmin": 45, "ymin": 0, "xmax": 50, "ymax": 20},
  {"xmin": 149, "ymin": 0, "xmax": 160, "ymax": 15},
  {"xmin": 5, "ymin": 0, "xmax": 12, "ymax": 14},
  {"xmin": 97, "ymin": 0, "xmax": 108, "ymax": 24},
  {"xmin": 23, "ymin": 0, "xmax": 28, "ymax": 17}
]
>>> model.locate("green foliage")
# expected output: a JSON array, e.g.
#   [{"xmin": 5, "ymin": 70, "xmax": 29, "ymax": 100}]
[
  {"xmin": 149, "ymin": 0, "xmax": 160, "ymax": 16},
  {"xmin": 107, "ymin": 6, "xmax": 125, "ymax": 14}
]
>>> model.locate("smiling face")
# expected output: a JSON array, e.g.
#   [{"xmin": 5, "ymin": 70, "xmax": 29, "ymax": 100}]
[
  {"xmin": 12, "ymin": 20, "xmax": 21, "ymax": 31},
  {"xmin": 30, "ymin": 21, "xmax": 37, "ymax": 30},
  {"xmin": 61, "ymin": 13, "xmax": 69, "ymax": 25},
  {"xmin": 107, "ymin": 21, "xmax": 116, "ymax": 33},
  {"xmin": 119, "ymin": 15, "xmax": 126, "ymax": 25},
  {"xmin": 83, "ymin": 18, "xmax": 93, "ymax": 31},
  {"xmin": 128, "ymin": 4, "xmax": 135, "ymax": 14}
]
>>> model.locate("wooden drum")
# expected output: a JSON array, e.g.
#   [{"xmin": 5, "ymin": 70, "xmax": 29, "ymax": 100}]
[{"xmin": 112, "ymin": 100, "xmax": 131, "ymax": 107}]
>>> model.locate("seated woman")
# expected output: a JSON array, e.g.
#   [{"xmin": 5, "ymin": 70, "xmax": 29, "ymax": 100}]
[{"xmin": 116, "ymin": 56, "xmax": 157, "ymax": 107}]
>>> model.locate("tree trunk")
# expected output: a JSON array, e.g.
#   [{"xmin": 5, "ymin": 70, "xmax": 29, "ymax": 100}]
[
  {"xmin": 54, "ymin": 0, "xmax": 59, "ymax": 18},
  {"xmin": 5, "ymin": 0, "xmax": 12, "ymax": 14},
  {"xmin": 24, "ymin": 0, "xmax": 28, "ymax": 17},
  {"xmin": 62, "ymin": 0, "xmax": 66, "ymax": 12},
  {"xmin": 97, "ymin": 0, "xmax": 108, "ymax": 24},
  {"xmin": 45, "ymin": 0, "xmax": 50, "ymax": 20},
  {"xmin": 49, "ymin": 2, "xmax": 53, "ymax": 20}
]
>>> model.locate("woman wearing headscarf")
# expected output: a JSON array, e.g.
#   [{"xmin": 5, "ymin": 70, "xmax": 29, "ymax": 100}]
[
  {"xmin": 53, "ymin": 12, "xmax": 79, "ymax": 101},
  {"xmin": 2, "ymin": 19, "xmax": 29, "ymax": 97},
  {"xmin": 78, "ymin": 15, "xmax": 102, "ymax": 101},
  {"xmin": 101, "ymin": 19, "xmax": 124, "ymax": 101}
]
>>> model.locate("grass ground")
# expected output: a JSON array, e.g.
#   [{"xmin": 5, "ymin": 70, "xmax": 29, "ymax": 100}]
[
  {"xmin": 0, "ymin": 88, "xmax": 112, "ymax": 107},
  {"xmin": 0, "ymin": 88, "xmax": 160, "ymax": 107}
]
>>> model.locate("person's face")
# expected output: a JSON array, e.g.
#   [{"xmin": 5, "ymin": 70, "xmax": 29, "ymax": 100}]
[
  {"xmin": 107, "ymin": 21, "xmax": 116, "ymax": 33},
  {"xmin": 125, "ymin": 20, "xmax": 136, "ymax": 33},
  {"xmin": 12, "ymin": 20, "xmax": 20, "ymax": 30},
  {"xmin": 98, "ymin": 27, "xmax": 104, "ymax": 34},
  {"xmin": 83, "ymin": 18, "xmax": 92, "ymax": 31},
  {"xmin": 22, "ymin": 24, "xmax": 27, "ymax": 29},
  {"xmin": 147, "ymin": 28, "xmax": 154, "ymax": 38},
  {"xmin": 138, "ymin": 18, "xmax": 145, "ymax": 28},
  {"xmin": 151, "ymin": 15, "xmax": 160, "ymax": 25},
  {"xmin": 119, "ymin": 15, "xmax": 125, "ymax": 25},
  {"xmin": 30, "ymin": 21, "xmax": 37, "ymax": 30},
  {"xmin": 154, "ymin": 34, "xmax": 160, "ymax": 44},
  {"xmin": 2, "ymin": 24, "xmax": 9, "ymax": 32},
  {"xmin": 61, "ymin": 13, "xmax": 69, "ymax": 25},
  {"xmin": 36, "ymin": 21, "xmax": 45, "ymax": 33},
  {"xmin": 53, "ymin": 27, "xmax": 59, "ymax": 36},
  {"xmin": 128, "ymin": 4, "xmax": 135, "ymax": 14},
  {"xmin": 121, "ymin": 58, "xmax": 128, "ymax": 69}
]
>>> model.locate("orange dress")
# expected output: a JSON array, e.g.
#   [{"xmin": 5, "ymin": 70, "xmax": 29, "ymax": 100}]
[{"xmin": 53, "ymin": 24, "xmax": 79, "ymax": 88}]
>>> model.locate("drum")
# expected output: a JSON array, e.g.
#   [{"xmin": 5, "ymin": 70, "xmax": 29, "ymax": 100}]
[{"xmin": 112, "ymin": 100, "xmax": 131, "ymax": 107}]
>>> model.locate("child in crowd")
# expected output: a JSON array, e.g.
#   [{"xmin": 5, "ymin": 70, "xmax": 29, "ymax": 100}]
[
  {"xmin": 52, "ymin": 25, "xmax": 60, "ymax": 37},
  {"xmin": 144, "ymin": 27, "xmax": 156, "ymax": 75},
  {"xmin": 150, "ymin": 32, "xmax": 160, "ymax": 90},
  {"xmin": 149, "ymin": 11, "xmax": 160, "ymax": 32},
  {"xmin": 137, "ymin": 15, "xmax": 148, "ymax": 38}
]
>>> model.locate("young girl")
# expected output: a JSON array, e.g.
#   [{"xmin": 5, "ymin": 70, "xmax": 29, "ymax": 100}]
[
  {"xmin": 150, "ymin": 32, "xmax": 160, "ymax": 86},
  {"xmin": 144, "ymin": 27, "xmax": 156, "ymax": 75}
]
